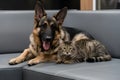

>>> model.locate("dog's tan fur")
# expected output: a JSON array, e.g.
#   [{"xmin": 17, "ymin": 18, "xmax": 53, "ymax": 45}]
[{"xmin": 9, "ymin": 1, "xmax": 69, "ymax": 65}]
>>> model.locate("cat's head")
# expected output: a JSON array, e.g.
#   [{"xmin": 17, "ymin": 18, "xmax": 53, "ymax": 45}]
[{"xmin": 58, "ymin": 39, "xmax": 77, "ymax": 56}]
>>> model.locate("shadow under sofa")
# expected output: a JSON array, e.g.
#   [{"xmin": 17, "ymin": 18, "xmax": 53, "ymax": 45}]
[{"xmin": 0, "ymin": 10, "xmax": 120, "ymax": 80}]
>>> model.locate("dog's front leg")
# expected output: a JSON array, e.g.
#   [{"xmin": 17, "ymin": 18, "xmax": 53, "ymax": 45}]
[
  {"xmin": 9, "ymin": 48, "xmax": 30, "ymax": 65},
  {"xmin": 28, "ymin": 52, "xmax": 45, "ymax": 66}
]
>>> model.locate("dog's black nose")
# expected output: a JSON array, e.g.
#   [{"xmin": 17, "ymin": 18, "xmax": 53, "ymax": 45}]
[{"xmin": 45, "ymin": 36, "xmax": 52, "ymax": 41}]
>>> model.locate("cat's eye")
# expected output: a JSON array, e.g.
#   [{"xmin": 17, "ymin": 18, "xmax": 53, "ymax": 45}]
[
  {"xmin": 72, "ymin": 48, "xmax": 75, "ymax": 51},
  {"xmin": 69, "ymin": 47, "xmax": 72, "ymax": 50},
  {"xmin": 63, "ymin": 47, "xmax": 66, "ymax": 50}
]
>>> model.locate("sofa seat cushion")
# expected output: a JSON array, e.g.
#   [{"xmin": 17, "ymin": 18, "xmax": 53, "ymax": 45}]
[
  {"xmin": 23, "ymin": 59, "xmax": 120, "ymax": 80},
  {"xmin": 0, "ymin": 53, "xmax": 27, "ymax": 80}
]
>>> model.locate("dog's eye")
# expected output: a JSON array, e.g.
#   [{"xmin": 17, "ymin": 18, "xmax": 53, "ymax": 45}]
[
  {"xmin": 40, "ymin": 23, "xmax": 47, "ymax": 29},
  {"xmin": 51, "ymin": 24, "xmax": 58, "ymax": 31},
  {"xmin": 51, "ymin": 24, "xmax": 56, "ymax": 28}
]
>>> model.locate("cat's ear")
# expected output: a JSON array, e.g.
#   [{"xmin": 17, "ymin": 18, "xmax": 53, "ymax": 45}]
[
  {"xmin": 34, "ymin": 0, "xmax": 46, "ymax": 21},
  {"xmin": 71, "ymin": 40, "xmax": 76, "ymax": 46},
  {"xmin": 53, "ymin": 7, "xmax": 67, "ymax": 25}
]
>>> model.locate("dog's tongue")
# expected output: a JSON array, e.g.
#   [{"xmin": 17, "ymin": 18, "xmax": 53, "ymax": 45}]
[{"xmin": 43, "ymin": 41, "xmax": 50, "ymax": 50}]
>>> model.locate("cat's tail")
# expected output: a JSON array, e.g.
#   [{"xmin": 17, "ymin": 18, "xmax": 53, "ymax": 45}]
[{"xmin": 86, "ymin": 55, "xmax": 112, "ymax": 62}]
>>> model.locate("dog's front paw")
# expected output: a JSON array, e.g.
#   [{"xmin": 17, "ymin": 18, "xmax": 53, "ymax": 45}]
[
  {"xmin": 28, "ymin": 58, "xmax": 40, "ymax": 66},
  {"xmin": 9, "ymin": 57, "xmax": 25, "ymax": 65}
]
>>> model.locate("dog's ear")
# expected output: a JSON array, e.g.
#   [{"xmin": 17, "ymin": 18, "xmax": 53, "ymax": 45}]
[
  {"xmin": 34, "ymin": 0, "xmax": 46, "ymax": 21},
  {"xmin": 54, "ymin": 7, "xmax": 67, "ymax": 25}
]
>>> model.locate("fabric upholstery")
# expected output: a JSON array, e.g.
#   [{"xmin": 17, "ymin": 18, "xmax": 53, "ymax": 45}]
[
  {"xmin": 0, "ymin": 11, "xmax": 33, "ymax": 53},
  {"xmin": 0, "ymin": 10, "xmax": 120, "ymax": 59},
  {"xmin": 23, "ymin": 69, "xmax": 73, "ymax": 80},
  {"xmin": 23, "ymin": 59, "xmax": 120, "ymax": 80},
  {"xmin": 0, "ymin": 10, "xmax": 120, "ymax": 80},
  {"xmin": 0, "ymin": 53, "xmax": 26, "ymax": 80},
  {"xmin": 63, "ymin": 11, "xmax": 120, "ymax": 58}
]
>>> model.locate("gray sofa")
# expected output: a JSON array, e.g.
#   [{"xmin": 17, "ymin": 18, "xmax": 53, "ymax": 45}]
[{"xmin": 0, "ymin": 10, "xmax": 120, "ymax": 80}]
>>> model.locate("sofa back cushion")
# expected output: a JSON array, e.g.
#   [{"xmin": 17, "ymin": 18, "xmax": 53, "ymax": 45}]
[
  {"xmin": 0, "ymin": 10, "xmax": 120, "ymax": 59},
  {"xmin": 0, "ymin": 10, "xmax": 59, "ymax": 53},
  {"xmin": 63, "ymin": 11, "xmax": 120, "ymax": 58},
  {"xmin": 0, "ymin": 11, "xmax": 34, "ymax": 53}
]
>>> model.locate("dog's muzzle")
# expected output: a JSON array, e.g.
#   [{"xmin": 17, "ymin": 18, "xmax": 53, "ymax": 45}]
[{"xmin": 42, "ymin": 36, "xmax": 52, "ymax": 51}]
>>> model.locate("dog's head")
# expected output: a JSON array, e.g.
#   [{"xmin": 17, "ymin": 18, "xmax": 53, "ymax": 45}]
[{"xmin": 33, "ymin": 1, "xmax": 67, "ymax": 51}]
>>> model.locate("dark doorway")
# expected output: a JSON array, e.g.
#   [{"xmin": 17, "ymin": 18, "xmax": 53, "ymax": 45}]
[{"xmin": 0, "ymin": 0, "xmax": 80, "ymax": 10}]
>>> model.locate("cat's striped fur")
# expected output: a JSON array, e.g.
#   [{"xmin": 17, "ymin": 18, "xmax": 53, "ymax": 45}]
[{"xmin": 56, "ymin": 34, "xmax": 111, "ymax": 64}]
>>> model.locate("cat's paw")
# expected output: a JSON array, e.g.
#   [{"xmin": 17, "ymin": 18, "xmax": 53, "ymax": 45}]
[
  {"xmin": 86, "ymin": 58, "xmax": 95, "ymax": 62},
  {"xmin": 56, "ymin": 60, "xmax": 62, "ymax": 64},
  {"xmin": 64, "ymin": 61, "xmax": 72, "ymax": 64}
]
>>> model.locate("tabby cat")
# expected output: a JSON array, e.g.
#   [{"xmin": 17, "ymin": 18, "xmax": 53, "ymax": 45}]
[{"xmin": 56, "ymin": 37, "xmax": 111, "ymax": 64}]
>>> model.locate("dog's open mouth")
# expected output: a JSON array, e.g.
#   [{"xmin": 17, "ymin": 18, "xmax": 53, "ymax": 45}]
[{"xmin": 43, "ymin": 41, "xmax": 50, "ymax": 51}]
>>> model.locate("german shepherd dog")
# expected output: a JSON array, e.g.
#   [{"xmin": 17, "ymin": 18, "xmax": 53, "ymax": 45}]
[{"xmin": 9, "ymin": 1, "xmax": 70, "ymax": 65}]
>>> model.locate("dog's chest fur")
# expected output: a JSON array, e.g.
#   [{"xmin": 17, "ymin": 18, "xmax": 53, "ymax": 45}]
[{"xmin": 29, "ymin": 29, "xmax": 70, "ymax": 56}]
